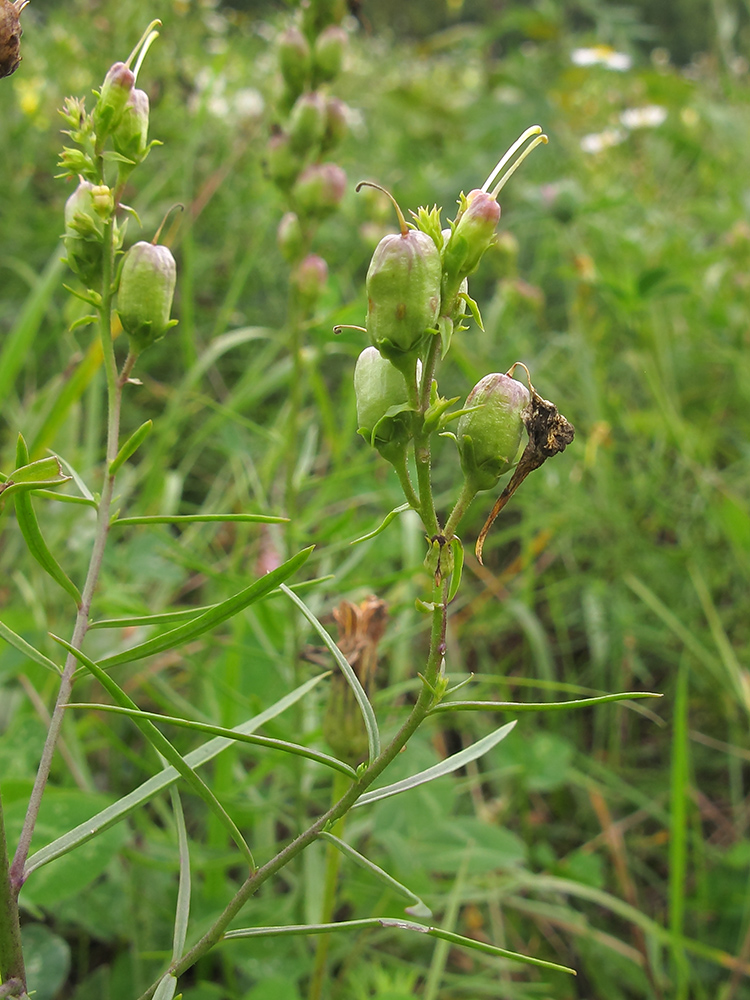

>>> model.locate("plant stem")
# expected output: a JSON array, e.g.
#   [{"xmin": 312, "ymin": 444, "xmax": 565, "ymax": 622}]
[
  {"xmin": 0, "ymin": 789, "xmax": 23, "ymax": 985},
  {"xmin": 444, "ymin": 480, "xmax": 478, "ymax": 540},
  {"xmin": 3, "ymin": 220, "xmax": 128, "ymax": 993},
  {"xmin": 136, "ymin": 586, "xmax": 448, "ymax": 1000}
]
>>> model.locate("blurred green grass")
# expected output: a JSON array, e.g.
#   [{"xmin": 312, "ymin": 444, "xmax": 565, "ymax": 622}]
[{"xmin": 1, "ymin": 1, "xmax": 749, "ymax": 997}]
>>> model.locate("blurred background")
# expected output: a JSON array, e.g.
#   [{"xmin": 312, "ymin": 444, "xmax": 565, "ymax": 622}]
[{"xmin": 1, "ymin": 1, "xmax": 749, "ymax": 997}]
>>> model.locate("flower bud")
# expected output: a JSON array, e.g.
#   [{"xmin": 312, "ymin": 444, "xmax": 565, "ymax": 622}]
[
  {"xmin": 277, "ymin": 211, "xmax": 304, "ymax": 263},
  {"xmin": 291, "ymin": 253, "xmax": 328, "ymax": 308},
  {"xmin": 117, "ymin": 241, "xmax": 177, "ymax": 353},
  {"xmin": 312, "ymin": 25, "xmax": 347, "ymax": 84},
  {"xmin": 292, "ymin": 161, "xmax": 346, "ymax": 218},
  {"xmin": 442, "ymin": 190, "xmax": 501, "ymax": 308},
  {"xmin": 322, "ymin": 96, "xmax": 348, "ymax": 151},
  {"xmin": 302, "ymin": 0, "xmax": 346, "ymax": 39},
  {"xmin": 287, "ymin": 92, "xmax": 327, "ymax": 156},
  {"xmin": 366, "ymin": 228, "xmax": 441, "ymax": 372},
  {"xmin": 93, "ymin": 61, "xmax": 135, "ymax": 145},
  {"xmin": 266, "ymin": 131, "xmax": 302, "ymax": 190},
  {"xmin": 113, "ymin": 88, "xmax": 150, "ymax": 168},
  {"xmin": 354, "ymin": 346, "xmax": 415, "ymax": 461},
  {"xmin": 278, "ymin": 26, "xmax": 311, "ymax": 100},
  {"xmin": 63, "ymin": 179, "xmax": 105, "ymax": 284},
  {"xmin": 457, "ymin": 373, "xmax": 530, "ymax": 491}
]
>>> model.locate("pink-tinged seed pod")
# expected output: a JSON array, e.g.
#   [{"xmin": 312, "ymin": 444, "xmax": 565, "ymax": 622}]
[
  {"xmin": 277, "ymin": 212, "xmax": 304, "ymax": 264},
  {"xmin": 442, "ymin": 189, "xmax": 501, "ymax": 286},
  {"xmin": 288, "ymin": 91, "xmax": 327, "ymax": 155},
  {"xmin": 302, "ymin": 0, "xmax": 346, "ymax": 40},
  {"xmin": 292, "ymin": 162, "xmax": 346, "ymax": 218},
  {"xmin": 322, "ymin": 96, "xmax": 348, "ymax": 151},
  {"xmin": 457, "ymin": 372, "xmax": 530, "ymax": 491},
  {"xmin": 113, "ymin": 88, "xmax": 150, "ymax": 165},
  {"xmin": 292, "ymin": 253, "xmax": 328, "ymax": 307},
  {"xmin": 117, "ymin": 242, "xmax": 177, "ymax": 353},
  {"xmin": 278, "ymin": 26, "xmax": 311, "ymax": 100},
  {"xmin": 93, "ymin": 61, "xmax": 135, "ymax": 144},
  {"xmin": 266, "ymin": 131, "xmax": 302, "ymax": 190},
  {"xmin": 313, "ymin": 24, "xmax": 347, "ymax": 84}
]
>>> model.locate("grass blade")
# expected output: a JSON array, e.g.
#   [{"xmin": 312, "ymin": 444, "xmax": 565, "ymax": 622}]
[
  {"xmin": 97, "ymin": 546, "xmax": 313, "ymax": 670},
  {"xmin": 223, "ymin": 918, "xmax": 575, "ymax": 974},
  {"xmin": 429, "ymin": 691, "xmax": 663, "ymax": 715},
  {"xmin": 169, "ymin": 788, "xmax": 191, "ymax": 964},
  {"xmin": 52, "ymin": 636, "xmax": 256, "ymax": 871},
  {"xmin": 24, "ymin": 674, "xmax": 325, "ymax": 876},
  {"xmin": 112, "ymin": 513, "xmax": 288, "ymax": 526},
  {"xmin": 350, "ymin": 503, "xmax": 411, "ymax": 545},
  {"xmin": 669, "ymin": 660, "xmax": 691, "ymax": 998},
  {"xmin": 0, "ymin": 620, "xmax": 62, "ymax": 675},
  {"xmin": 69, "ymin": 702, "xmax": 358, "ymax": 779},
  {"xmin": 319, "ymin": 832, "xmax": 432, "ymax": 917},
  {"xmin": 280, "ymin": 583, "xmax": 380, "ymax": 761},
  {"xmin": 355, "ymin": 721, "xmax": 516, "ymax": 807},
  {"xmin": 109, "ymin": 419, "xmax": 153, "ymax": 475}
]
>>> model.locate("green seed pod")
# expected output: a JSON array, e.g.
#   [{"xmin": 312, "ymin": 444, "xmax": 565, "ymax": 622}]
[
  {"xmin": 366, "ymin": 228, "xmax": 440, "ymax": 373},
  {"xmin": 354, "ymin": 346, "xmax": 416, "ymax": 462},
  {"xmin": 113, "ymin": 87, "xmax": 150, "ymax": 169},
  {"xmin": 312, "ymin": 24, "xmax": 347, "ymax": 85},
  {"xmin": 117, "ymin": 241, "xmax": 177, "ymax": 353},
  {"xmin": 287, "ymin": 91, "xmax": 327, "ymax": 156},
  {"xmin": 457, "ymin": 372, "xmax": 530, "ymax": 491},
  {"xmin": 63, "ymin": 179, "xmax": 105, "ymax": 285},
  {"xmin": 292, "ymin": 161, "xmax": 346, "ymax": 218},
  {"xmin": 277, "ymin": 211, "xmax": 304, "ymax": 264},
  {"xmin": 266, "ymin": 131, "xmax": 302, "ymax": 190},
  {"xmin": 442, "ymin": 189, "xmax": 500, "ymax": 309},
  {"xmin": 322, "ymin": 96, "xmax": 348, "ymax": 152},
  {"xmin": 302, "ymin": 0, "xmax": 346, "ymax": 39},
  {"xmin": 93, "ymin": 61, "xmax": 135, "ymax": 145},
  {"xmin": 291, "ymin": 253, "xmax": 328, "ymax": 308},
  {"xmin": 278, "ymin": 26, "xmax": 310, "ymax": 100}
]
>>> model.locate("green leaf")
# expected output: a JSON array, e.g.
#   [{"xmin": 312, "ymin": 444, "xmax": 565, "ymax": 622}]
[
  {"xmin": 458, "ymin": 290, "xmax": 484, "ymax": 331},
  {"xmin": 169, "ymin": 789, "xmax": 191, "ymax": 963},
  {"xmin": 13, "ymin": 437, "xmax": 82, "ymax": 608},
  {"xmin": 0, "ymin": 457, "xmax": 70, "ymax": 501},
  {"xmin": 152, "ymin": 974, "xmax": 179, "ymax": 1000},
  {"xmin": 223, "ymin": 917, "xmax": 574, "ymax": 975},
  {"xmin": 429, "ymin": 691, "xmax": 663, "ymax": 715},
  {"xmin": 52, "ymin": 636, "xmax": 256, "ymax": 871},
  {"xmin": 21, "ymin": 923, "xmax": 71, "ymax": 1000},
  {"xmin": 112, "ymin": 513, "xmax": 288, "ymax": 527},
  {"xmin": 280, "ymin": 583, "xmax": 380, "ymax": 762},
  {"xmin": 438, "ymin": 316, "xmax": 453, "ymax": 358},
  {"xmin": 96, "ymin": 546, "xmax": 313, "ymax": 670},
  {"xmin": 355, "ymin": 721, "xmax": 516, "ymax": 807},
  {"xmin": 109, "ymin": 419, "xmax": 153, "ymax": 475},
  {"xmin": 24, "ymin": 674, "xmax": 326, "ymax": 877},
  {"xmin": 447, "ymin": 537, "xmax": 464, "ymax": 604},
  {"xmin": 350, "ymin": 503, "xmax": 411, "ymax": 545},
  {"xmin": 69, "ymin": 702, "xmax": 357, "ymax": 779},
  {"xmin": 319, "ymin": 832, "xmax": 431, "ymax": 917},
  {"xmin": 0, "ymin": 619, "xmax": 62, "ymax": 674}
]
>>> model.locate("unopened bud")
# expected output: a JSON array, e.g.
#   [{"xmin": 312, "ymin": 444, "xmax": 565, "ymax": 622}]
[
  {"xmin": 322, "ymin": 96, "xmax": 348, "ymax": 151},
  {"xmin": 288, "ymin": 92, "xmax": 327, "ymax": 155},
  {"xmin": 266, "ymin": 131, "xmax": 302, "ymax": 190},
  {"xmin": 278, "ymin": 26, "xmax": 311, "ymax": 100},
  {"xmin": 442, "ymin": 189, "xmax": 500, "ymax": 308},
  {"xmin": 93, "ymin": 61, "xmax": 135, "ymax": 145},
  {"xmin": 457, "ymin": 373, "xmax": 530, "ymax": 491},
  {"xmin": 366, "ymin": 228, "xmax": 440, "ymax": 372},
  {"xmin": 291, "ymin": 253, "xmax": 328, "ymax": 307},
  {"xmin": 277, "ymin": 212, "xmax": 304, "ymax": 263},
  {"xmin": 313, "ymin": 25, "xmax": 346, "ymax": 84},
  {"xmin": 117, "ymin": 241, "xmax": 177, "ymax": 353},
  {"xmin": 292, "ymin": 161, "xmax": 346, "ymax": 218}
]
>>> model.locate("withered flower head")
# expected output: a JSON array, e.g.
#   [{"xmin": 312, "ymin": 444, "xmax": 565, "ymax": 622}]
[{"xmin": 0, "ymin": 0, "xmax": 29, "ymax": 80}]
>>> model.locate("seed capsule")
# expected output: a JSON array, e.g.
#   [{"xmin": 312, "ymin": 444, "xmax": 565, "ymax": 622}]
[
  {"xmin": 93, "ymin": 61, "xmax": 135, "ymax": 145},
  {"xmin": 457, "ymin": 372, "xmax": 530, "ymax": 491},
  {"xmin": 63, "ymin": 179, "xmax": 105, "ymax": 285},
  {"xmin": 113, "ymin": 87, "xmax": 150, "ymax": 166},
  {"xmin": 292, "ymin": 161, "xmax": 346, "ymax": 218},
  {"xmin": 0, "ymin": 0, "xmax": 28, "ymax": 79},
  {"xmin": 354, "ymin": 345, "xmax": 415, "ymax": 461},
  {"xmin": 117, "ymin": 241, "xmax": 177, "ymax": 353},
  {"xmin": 313, "ymin": 24, "xmax": 346, "ymax": 84},
  {"xmin": 278, "ymin": 26, "xmax": 310, "ymax": 100},
  {"xmin": 288, "ymin": 92, "xmax": 327, "ymax": 155}
]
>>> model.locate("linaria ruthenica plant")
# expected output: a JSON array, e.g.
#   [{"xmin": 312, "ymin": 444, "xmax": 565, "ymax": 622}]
[{"xmin": 0, "ymin": 16, "xmax": 664, "ymax": 1000}]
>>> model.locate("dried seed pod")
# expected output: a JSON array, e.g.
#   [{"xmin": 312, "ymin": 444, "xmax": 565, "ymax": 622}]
[{"xmin": 0, "ymin": 0, "xmax": 29, "ymax": 80}]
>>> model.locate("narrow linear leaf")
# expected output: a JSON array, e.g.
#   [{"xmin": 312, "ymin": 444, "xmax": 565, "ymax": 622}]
[
  {"xmin": 12, "ymin": 438, "xmax": 82, "ymax": 608},
  {"xmin": 319, "ymin": 832, "xmax": 431, "ymax": 917},
  {"xmin": 109, "ymin": 420, "xmax": 153, "ymax": 475},
  {"xmin": 52, "ymin": 636, "xmax": 256, "ymax": 871},
  {"xmin": 152, "ymin": 975, "xmax": 178, "ymax": 1000},
  {"xmin": 429, "ymin": 692, "xmax": 663, "ymax": 715},
  {"xmin": 112, "ymin": 513, "xmax": 288, "ymax": 526},
  {"xmin": 280, "ymin": 583, "xmax": 380, "ymax": 761},
  {"xmin": 24, "ymin": 674, "xmax": 325, "ymax": 876},
  {"xmin": 355, "ymin": 722, "xmax": 516, "ymax": 808},
  {"xmin": 350, "ymin": 503, "xmax": 411, "ymax": 545},
  {"xmin": 97, "ymin": 546, "xmax": 313, "ymax": 670},
  {"xmin": 447, "ymin": 537, "xmax": 464, "ymax": 604},
  {"xmin": 28, "ymin": 490, "xmax": 97, "ymax": 508},
  {"xmin": 0, "ymin": 620, "xmax": 62, "ymax": 675},
  {"xmin": 223, "ymin": 918, "xmax": 574, "ymax": 975},
  {"xmin": 69, "ymin": 703, "xmax": 357, "ymax": 779},
  {"xmin": 169, "ymin": 789, "xmax": 191, "ymax": 963}
]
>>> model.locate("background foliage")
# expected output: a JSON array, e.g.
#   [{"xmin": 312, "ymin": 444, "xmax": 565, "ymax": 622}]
[{"xmin": 1, "ymin": 0, "xmax": 749, "ymax": 997}]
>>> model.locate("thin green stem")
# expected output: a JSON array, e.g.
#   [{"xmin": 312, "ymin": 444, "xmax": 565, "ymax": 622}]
[
  {"xmin": 308, "ymin": 771, "xmax": 350, "ymax": 1000},
  {"xmin": 392, "ymin": 450, "xmax": 420, "ymax": 511},
  {"xmin": 136, "ymin": 588, "xmax": 448, "ymax": 1000},
  {"xmin": 0, "ymin": 789, "xmax": 24, "ymax": 985},
  {"xmin": 444, "ymin": 480, "xmax": 478, "ymax": 540}
]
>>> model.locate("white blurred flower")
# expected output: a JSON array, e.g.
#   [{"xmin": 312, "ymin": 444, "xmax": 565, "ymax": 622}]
[
  {"xmin": 571, "ymin": 46, "xmax": 632, "ymax": 71},
  {"xmin": 620, "ymin": 105, "xmax": 667, "ymax": 129},
  {"xmin": 580, "ymin": 127, "xmax": 627, "ymax": 154}
]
